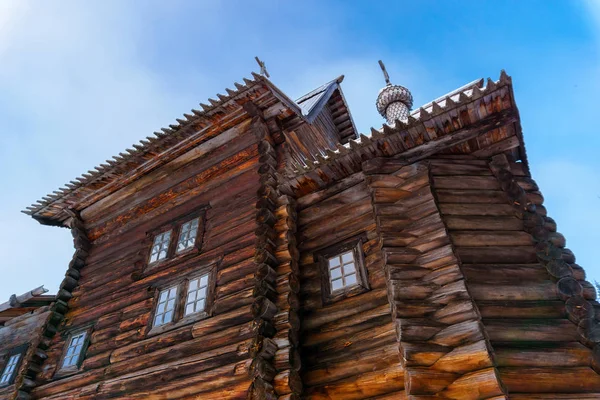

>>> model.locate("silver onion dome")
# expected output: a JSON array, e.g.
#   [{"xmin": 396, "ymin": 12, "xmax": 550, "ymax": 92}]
[{"xmin": 376, "ymin": 60, "xmax": 413, "ymax": 124}]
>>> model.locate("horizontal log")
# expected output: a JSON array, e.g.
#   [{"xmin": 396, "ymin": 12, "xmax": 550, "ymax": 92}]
[
  {"xmin": 451, "ymin": 231, "xmax": 532, "ymax": 247},
  {"xmin": 498, "ymin": 366, "xmax": 600, "ymax": 393},
  {"xmin": 457, "ymin": 246, "xmax": 537, "ymax": 264},
  {"xmin": 495, "ymin": 342, "xmax": 592, "ymax": 367},
  {"xmin": 485, "ymin": 319, "xmax": 579, "ymax": 342},
  {"xmin": 434, "ymin": 176, "xmax": 501, "ymax": 190},
  {"xmin": 444, "ymin": 216, "xmax": 523, "ymax": 231},
  {"xmin": 440, "ymin": 203, "xmax": 516, "ymax": 216}
]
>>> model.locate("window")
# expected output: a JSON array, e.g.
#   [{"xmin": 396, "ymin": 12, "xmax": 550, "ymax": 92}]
[
  {"xmin": 185, "ymin": 273, "xmax": 209, "ymax": 316},
  {"xmin": 327, "ymin": 251, "xmax": 359, "ymax": 292},
  {"xmin": 148, "ymin": 266, "xmax": 217, "ymax": 335},
  {"xmin": 56, "ymin": 327, "xmax": 92, "ymax": 376},
  {"xmin": 316, "ymin": 237, "xmax": 369, "ymax": 302},
  {"xmin": 0, "ymin": 353, "xmax": 21, "ymax": 386},
  {"xmin": 62, "ymin": 332, "xmax": 87, "ymax": 368},
  {"xmin": 149, "ymin": 230, "xmax": 172, "ymax": 263},
  {"xmin": 144, "ymin": 209, "xmax": 207, "ymax": 270},
  {"xmin": 177, "ymin": 218, "xmax": 200, "ymax": 253},
  {"xmin": 154, "ymin": 286, "xmax": 178, "ymax": 326}
]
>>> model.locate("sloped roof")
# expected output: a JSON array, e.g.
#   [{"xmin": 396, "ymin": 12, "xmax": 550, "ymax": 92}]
[
  {"xmin": 23, "ymin": 73, "xmax": 357, "ymax": 226},
  {"xmin": 0, "ymin": 286, "xmax": 54, "ymax": 325},
  {"xmin": 288, "ymin": 71, "xmax": 517, "ymax": 175}
]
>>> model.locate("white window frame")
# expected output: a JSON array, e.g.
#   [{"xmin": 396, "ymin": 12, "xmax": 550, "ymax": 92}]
[
  {"xmin": 176, "ymin": 218, "xmax": 200, "ymax": 253},
  {"xmin": 153, "ymin": 286, "xmax": 178, "ymax": 327},
  {"xmin": 149, "ymin": 230, "xmax": 172, "ymax": 264},
  {"xmin": 0, "ymin": 353, "xmax": 21, "ymax": 386},
  {"xmin": 184, "ymin": 273, "xmax": 210, "ymax": 316},
  {"xmin": 327, "ymin": 250, "xmax": 359, "ymax": 292},
  {"xmin": 61, "ymin": 331, "xmax": 87, "ymax": 369}
]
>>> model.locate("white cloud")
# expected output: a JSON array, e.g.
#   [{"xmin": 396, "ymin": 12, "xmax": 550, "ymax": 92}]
[{"xmin": 0, "ymin": 1, "xmax": 199, "ymax": 299}]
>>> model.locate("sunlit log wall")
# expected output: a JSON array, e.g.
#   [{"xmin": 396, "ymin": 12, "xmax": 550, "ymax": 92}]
[{"xmin": 31, "ymin": 118, "xmax": 262, "ymax": 399}]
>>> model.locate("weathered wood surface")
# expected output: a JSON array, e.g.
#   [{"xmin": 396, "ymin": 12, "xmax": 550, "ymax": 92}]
[
  {"xmin": 430, "ymin": 155, "xmax": 600, "ymax": 396},
  {"xmin": 32, "ymin": 116, "xmax": 262, "ymax": 399},
  {"xmin": 296, "ymin": 172, "xmax": 401, "ymax": 399},
  {"xmin": 0, "ymin": 306, "xmax": 52, "ymax": 400},
  {"xmin": 367, "ymin": 161, "xmax": 505, "ymax": 399}
]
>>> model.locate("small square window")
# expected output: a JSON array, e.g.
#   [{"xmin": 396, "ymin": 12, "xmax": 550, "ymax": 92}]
[
  {"xmin": 317, "ymin": 237, "xmax": 369, "ymax": 303},
  {"xmin": 149, "ymin": 230, "xmax": 172, "ymax": 263},
  {"xmin": 185, "ymin": 274, "xmax": 209, "ymax": 316},
  {"xmin": 327, "ymin": 251, "xmax": 359, "ymax": 293},
  {"xmin": 62, "ymin": 332, "xmax": 87, "ymax": 368},
  {"xmin": 177, "ymin": 218, "xmax": 200, "ymax": 253},
  {"xmin": 0, "ymin": 353, "xmax": 21, "ymax": 386},
  {"xmin": 154, "ymin": 286, "xmax": 178, "ymax": 327}
]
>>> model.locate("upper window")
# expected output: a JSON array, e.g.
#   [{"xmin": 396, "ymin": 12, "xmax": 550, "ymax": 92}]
[
  {"xmin": 0, "ymin": 353, "xmax": 21, "ymax": 386},
  {"xmin": 149, "ymin": 230, "xmax": 172, "ymax": 263},
  {"xmin": 317, "ymin": 237, "xmax": 369, "ymax": 303},
  {"xmin": 149, "ymin": 268, "xmax": 216, "ymax": 335},
  {"xmin": 177, "ymin": 218, "xmax": 200, "ymax": 253},
  {"xmin": 146, "ymin": 209, "xmax": 206, "ymax": 268}
]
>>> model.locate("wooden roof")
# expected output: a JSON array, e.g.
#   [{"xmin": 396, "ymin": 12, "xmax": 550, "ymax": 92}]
[
  {"xmin": 280, "ymin": 70, "xmax": 525, "ymax": 196},
  {"xmin": 23, "ymin": 73, "xmax": 358, "ymax": 226},
  {"xmin": 0, "ymin": 286, "xmax": 54, "ymax": 325},
  {"xmin": 24, "ymin": 69, "xmax": 518, "ymax": 225}
]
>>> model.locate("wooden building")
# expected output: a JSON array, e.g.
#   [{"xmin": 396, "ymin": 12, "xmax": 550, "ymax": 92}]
[
  {"xmin": 7, "ymin": 67, "xmax": 600, "ymax": 399},
  {"xmin": 0, "ymin": 287, "xmax": 54, "ymax": 399}
]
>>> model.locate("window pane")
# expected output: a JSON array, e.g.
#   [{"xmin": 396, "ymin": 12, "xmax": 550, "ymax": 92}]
[
  {"xmin": 189, "ymin": 278, "xmax": 199, "ymax": 290},
  {"xmin": 341, "ymin": 251, "xmax": 354, "ymax": 263},
  {"xmin": 177, "ymin": 218, "xmax": 199, "ymax": 253},
  {"xmin": 328, "ymin": 256, "xmax": 340, "ymax": 268},
  {"xmin": 187, "ymin": 292, "xmax": 196, "ymax": 304},
  {"xmin": 200, "ymin": 275, "xmax": 208, "ymax": 287},
  {"xmin": 184, "ymin": 273, "xmax": 210, "ymax": 316},
  {"xmin": 331, "ymin": 278, "xmax": 343, "ymax": 291},
  {"xmin": 185, "ymin": 303, "xmax": 195, "ymax": 315},
  {"xmin": 154, "ymin": 286, "xmax": 177, "ymax": 326},
  {"xmin": 343, "ymin": 262, "xmax": 356, "ymax": 274},
  {"xmin": 345, "ymin": 273, "xmax": 357, "ymax": 286},
  {"xmin": 330, "ymin": 267, "xmax": 342, "ymax": 279},
  {"xmin": 0, "ymin": 353, "xmax": 20, "ymax": 384},
  {"xmin": 159, "ymin": 290, "xmax": 168, "ymax": 302},
  {"xmin": 149, "ymin": 230, "xmax": 172, "ymax": 263}
]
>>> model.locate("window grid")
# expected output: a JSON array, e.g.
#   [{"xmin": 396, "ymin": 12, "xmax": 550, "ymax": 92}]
[
  {"xmin": 149, "ymin": 230, "xmax": 172, "ymax": 263},
  {"xmin": 0, "ymin": 353, "xmax": 21, "ymax": 385},
  {"xmin": 177, "ymin": 218, "xmax": 199, "ymax": 253},
  {"xmin": 62, "ymin": 332, "xmax": 86, "ymax": 368},
  {"xmin": 154, "ymin": 286, "xmax": 178, "ymax": 326},
  {"xmin": 328, "ymin": 251, "xmax": 358, "ymax": 292},
  {"xmin": 185, "ymin": 274, "xmax": 209, "ymax": 316}
]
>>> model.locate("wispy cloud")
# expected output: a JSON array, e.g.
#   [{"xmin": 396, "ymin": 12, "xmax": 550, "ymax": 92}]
[{"xmin": 0, "ymin": 1, "xmax": 200, "ymax": 299}]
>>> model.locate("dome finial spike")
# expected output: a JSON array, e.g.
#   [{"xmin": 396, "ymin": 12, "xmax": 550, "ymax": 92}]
[{"xmin": 378, "ymin": 60, "xmax": 391, "ymax": 86}]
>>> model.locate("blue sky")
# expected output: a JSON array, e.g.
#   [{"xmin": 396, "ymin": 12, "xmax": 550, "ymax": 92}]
[{"xmin": 1, "ymin": 1, "xmax": 599, "ymax": 300}]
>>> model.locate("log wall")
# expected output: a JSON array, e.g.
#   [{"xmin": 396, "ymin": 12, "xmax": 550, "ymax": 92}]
[
  {"xmin": 430, "ymin": 154, "xmax": 600, "ymax": 397},
  {"xmin": 0, "ymin": 307, "xmax": 52, "ymax": 400},
  {"xmin": 31, "ymin": 119, "xmax": 262, "ymax": 399},
  {"xmin": 296, "ymin": 173, "xmax": 405, "ymax": 399},
  {"xmin": 367, "ymin": 161, "xmax": 505, "ymax": 399}
]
